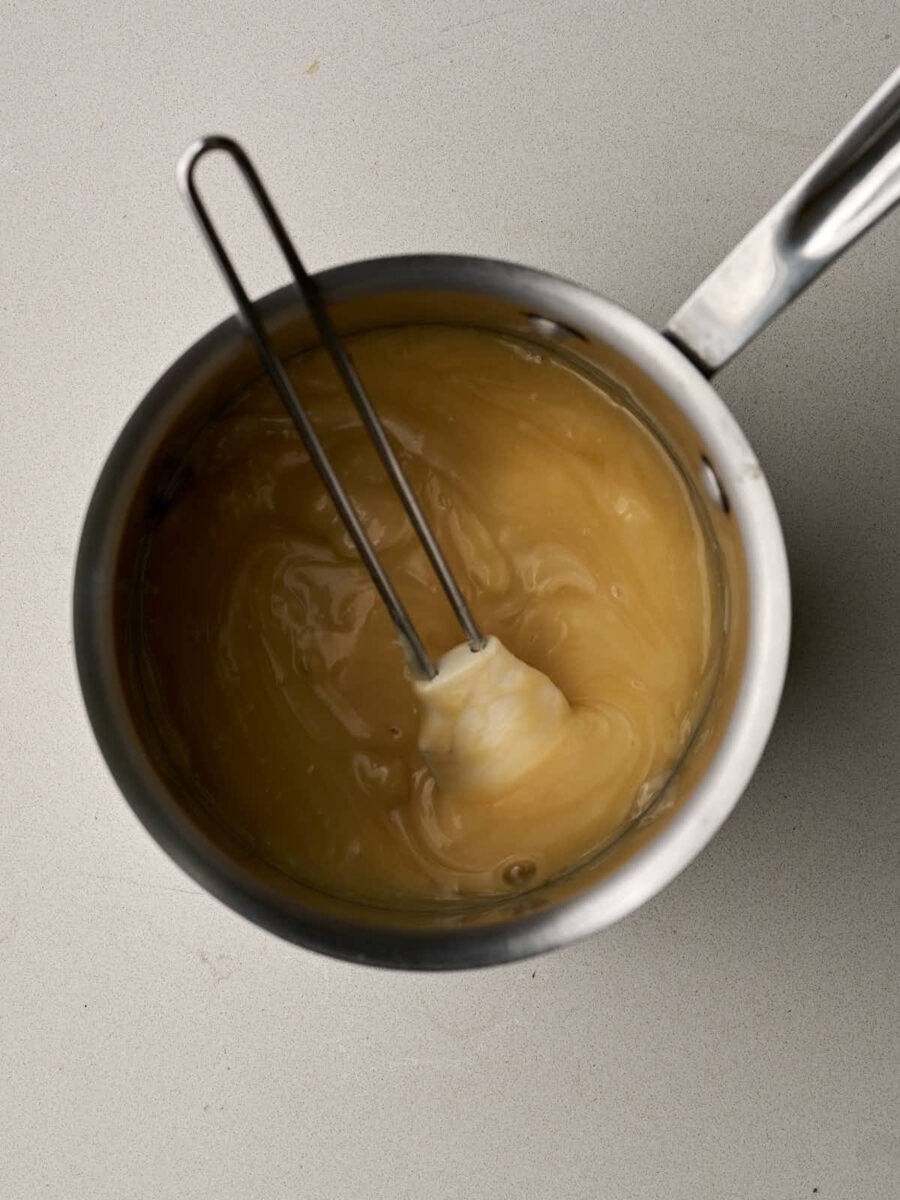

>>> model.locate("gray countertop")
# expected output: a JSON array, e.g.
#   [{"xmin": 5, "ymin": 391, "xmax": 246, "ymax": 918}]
[{"xmin": 2, "ymin": 3, "xmax": 898, "ymax": 1197}]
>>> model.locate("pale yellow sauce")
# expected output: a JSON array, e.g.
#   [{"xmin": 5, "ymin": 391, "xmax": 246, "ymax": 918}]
[{"xmin": 140, "ymin": 326, "xmax": 718, "ymax": 905}]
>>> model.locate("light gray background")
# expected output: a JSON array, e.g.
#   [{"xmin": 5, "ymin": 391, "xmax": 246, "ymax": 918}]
[{"xmin": 1, "ymin": 3, "xmax": 898, "ymax": 1197}]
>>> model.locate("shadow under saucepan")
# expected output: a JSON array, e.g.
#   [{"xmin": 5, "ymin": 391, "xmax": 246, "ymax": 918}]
[{"xmin": 561, "ymin": 253, "xmax": 897, "ymax": 1012}]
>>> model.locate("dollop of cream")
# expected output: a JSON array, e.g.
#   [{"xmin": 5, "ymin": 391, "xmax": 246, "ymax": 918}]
[{"xmin": 413, "ymin": 636, "xmax": 571, "ymax": 793}]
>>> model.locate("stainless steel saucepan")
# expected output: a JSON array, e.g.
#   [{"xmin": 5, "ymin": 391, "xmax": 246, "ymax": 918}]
[{"xmin": 74, "ymin": 69, "xmax": 900, "ymax": 968}]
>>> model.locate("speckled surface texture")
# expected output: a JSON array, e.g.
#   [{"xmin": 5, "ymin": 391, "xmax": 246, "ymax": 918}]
[{"xmin": 1, "ymin": 3, "xmax": 898, "ymax": 1197}]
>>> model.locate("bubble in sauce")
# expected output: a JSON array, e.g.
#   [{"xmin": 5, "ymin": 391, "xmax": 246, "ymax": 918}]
[{"xmin": 503, "ymin": 859, "xmax": 538, "ymax": 887}]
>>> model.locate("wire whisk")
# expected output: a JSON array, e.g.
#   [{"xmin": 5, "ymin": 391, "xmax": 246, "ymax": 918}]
[{"xmin": 177, "ymin": 136, "xmax": 486, "ymax": 680}]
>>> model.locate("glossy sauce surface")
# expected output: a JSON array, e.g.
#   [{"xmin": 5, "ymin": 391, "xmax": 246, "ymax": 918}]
[{"xmin": 140, "ymin": 326, "xmax": 718, "ymax": 905}]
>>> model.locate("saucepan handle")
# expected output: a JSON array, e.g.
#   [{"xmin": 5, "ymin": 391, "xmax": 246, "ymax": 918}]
[{"xmin": 665, "ymin": 66, "xmax": 900, "ymax": 376}]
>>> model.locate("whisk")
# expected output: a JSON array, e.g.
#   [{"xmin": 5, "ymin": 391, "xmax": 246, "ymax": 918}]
[{"xmin": 177, "ymin": 136, "xmax": 485, "ymax": 680}]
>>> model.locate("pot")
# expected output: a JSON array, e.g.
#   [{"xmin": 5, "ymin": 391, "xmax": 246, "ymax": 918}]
[{"xmin": 74, "ymin": 69, "xmax": 899, "ymax": 968}]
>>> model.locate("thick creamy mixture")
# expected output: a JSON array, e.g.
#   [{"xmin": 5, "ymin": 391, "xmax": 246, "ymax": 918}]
[{"xmin": 140, "ymin": 326, "xmax": 718, "ymax": 905}]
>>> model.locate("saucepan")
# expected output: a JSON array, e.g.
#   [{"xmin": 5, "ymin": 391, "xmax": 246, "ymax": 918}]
[{"xmin": 74, "ymin": 69, "xmax": 900, "ymax": 968}]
